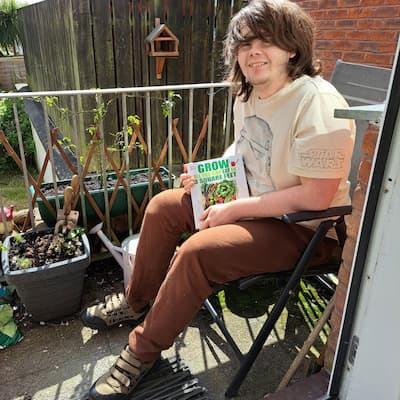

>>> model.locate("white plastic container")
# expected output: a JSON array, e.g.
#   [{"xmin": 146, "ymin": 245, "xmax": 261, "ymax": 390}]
[
  {"xmin": 121, "ymin": 233, "xmax": 139, "ymax": 289},
  {"xmin": 121, "ymin": 233, "xmax": 140, "ymax": 289}
]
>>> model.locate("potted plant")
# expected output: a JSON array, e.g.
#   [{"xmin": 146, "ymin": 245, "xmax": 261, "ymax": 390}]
[
  {"xmin": 32, "ymin": 166, "xmax": 173, "ymax": 227},
  {"xmin": 1, "ymin": 228, "xmax": 90, "ymax": 321}
]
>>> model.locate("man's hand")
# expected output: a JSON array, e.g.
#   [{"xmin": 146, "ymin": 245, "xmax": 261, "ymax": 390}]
[
  {"xmin": 179, "ymin": 164, "xmax": 195, "ymax": 194},
  {"xmin": 199, "ymin": 202, "xmax": 237, "ymax": 230}
]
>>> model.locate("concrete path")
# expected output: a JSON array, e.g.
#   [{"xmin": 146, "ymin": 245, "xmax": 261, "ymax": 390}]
[{"xmin": 0, "ymin": 261, "xmax": 323, "ymax": 400}]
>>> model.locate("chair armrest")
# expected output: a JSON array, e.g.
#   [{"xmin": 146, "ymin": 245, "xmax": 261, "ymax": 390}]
[{"xmin": 282, "ymin": 205, "xmax": 352, "ymax": 224}]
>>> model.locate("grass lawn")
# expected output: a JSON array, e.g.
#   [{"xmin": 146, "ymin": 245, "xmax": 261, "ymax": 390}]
[{"xmin": 0, "ymin": 172, "xmax": 30, "ymax": 211}]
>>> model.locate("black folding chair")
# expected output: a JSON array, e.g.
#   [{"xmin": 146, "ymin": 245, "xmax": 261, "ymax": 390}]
[
  {"xmin": 204, "ymin": 207, "xmax": 350, "ymax": 398},
  {"xmin": 203, "ymin": 60, "xmax": 392, "ymax": 398}
]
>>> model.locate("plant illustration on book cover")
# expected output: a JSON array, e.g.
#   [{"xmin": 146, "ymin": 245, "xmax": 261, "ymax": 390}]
[{"xmin": 188, "ymin": 154, "xmax": 249, "ymax": 229}]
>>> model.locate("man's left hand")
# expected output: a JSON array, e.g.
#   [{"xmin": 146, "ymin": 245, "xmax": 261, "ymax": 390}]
[{"xmin": 199, "ymin": 203, "xmax": 237, "ymax": 230}]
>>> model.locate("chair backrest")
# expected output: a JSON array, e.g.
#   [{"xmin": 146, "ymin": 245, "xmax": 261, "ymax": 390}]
[{"xmin": 330, "ymin": 60, "xmax": 392, "ymax": 192}]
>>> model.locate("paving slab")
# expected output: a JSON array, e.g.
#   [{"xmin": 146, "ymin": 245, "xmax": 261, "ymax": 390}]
[{"xmin": 0, "ymin": 261, "xmax": 325, "ymax": 400}]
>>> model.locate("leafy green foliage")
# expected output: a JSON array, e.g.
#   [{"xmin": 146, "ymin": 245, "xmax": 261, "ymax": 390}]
[
  {"xmin": 0, "ymin": 0, "xmax": 21, "ymax": 56},
  {"xmin": 0, "ymin": 97, "xmax": 36, "ymax": 173},
  {"xmin": 161, "ymin": 91, "xmax": 182, "ymax": 118},
  {"xmin": 0, "ymin": 241, "xmax": 7, "ymax": 252},
  {"xmin": 16, "ymin": 257, "xmax": 31, "ymax": 269}
]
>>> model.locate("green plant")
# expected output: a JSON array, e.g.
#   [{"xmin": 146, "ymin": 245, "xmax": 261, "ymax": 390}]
[
  {"xmin": 0, "ymin": 97, "xmax": 36, "ymax": 173},
  {"xmin": 13, "ymin": 233, "xmax": 24, "ymax": 244},
  {"xmin": 161, "ymin": 91, "xmax": 181, "ymax": 118},
  {"xmin": 57, "ymin": 227, "xmax": 84, "ymax": 257},
  {"xmin": 0, "ymin": 0, "xmax": 21, "ymax": 56},
  {"xmin": 16, "ymin": 257, "xmax": 31, "ymax": 269},
  {"xmin": 0, "ymin": 241, "xmax": 7, "ymax": 252}
]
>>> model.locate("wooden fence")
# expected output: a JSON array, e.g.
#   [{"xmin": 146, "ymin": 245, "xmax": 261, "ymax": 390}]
[{"xmin": 18, "ymin": 0, "xmax": 245, "ymax": 165}]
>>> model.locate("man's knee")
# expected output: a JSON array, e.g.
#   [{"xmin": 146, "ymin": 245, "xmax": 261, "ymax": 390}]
[
  {"xmin": 173, "ymin": 234, "xmax": 211, "ymax": 275},
  {"xmin": 145, "ymin": 189, "xmax": 179, "ymax": 217}
]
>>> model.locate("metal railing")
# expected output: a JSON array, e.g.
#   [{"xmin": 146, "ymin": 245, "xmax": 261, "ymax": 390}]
[{"xmin": 0, "ymin": 82, "xmax": 233, "ymax": 240}]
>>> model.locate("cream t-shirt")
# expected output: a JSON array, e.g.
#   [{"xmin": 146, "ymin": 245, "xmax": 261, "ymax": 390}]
[{"xmin": 233, "ymin": 75, "xmax": 355, "ymax": 234}]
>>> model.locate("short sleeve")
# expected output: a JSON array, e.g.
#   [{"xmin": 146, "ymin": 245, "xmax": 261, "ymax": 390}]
[{"xmin": 288, "ymin": 92, "xmax": 355, "ymax": 179}]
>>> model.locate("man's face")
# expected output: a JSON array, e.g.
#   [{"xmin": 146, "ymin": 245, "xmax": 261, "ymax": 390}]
[{"xmin": 237, "ymin": 31, "xmax": 295, "ymax": 97}]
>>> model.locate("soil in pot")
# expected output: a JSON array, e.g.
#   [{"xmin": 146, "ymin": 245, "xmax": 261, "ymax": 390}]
[
  {"xmin": 41, "ymin": 169, "xmax": 170, "ymax": 196},
  {"xmin": 7, "ymin": 228, "xmax": 84, "ymax": 271}
]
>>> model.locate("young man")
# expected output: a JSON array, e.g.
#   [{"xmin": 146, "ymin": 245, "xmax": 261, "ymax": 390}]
[{"xmin": 85, "ymin": 0, "xmax": 355, "ymax": 398}]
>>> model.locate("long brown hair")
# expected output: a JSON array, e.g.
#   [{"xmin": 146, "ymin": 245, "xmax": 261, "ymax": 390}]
[{"xmin": 224, "ymin": 0, "xmax": 321, "ymax": 101}]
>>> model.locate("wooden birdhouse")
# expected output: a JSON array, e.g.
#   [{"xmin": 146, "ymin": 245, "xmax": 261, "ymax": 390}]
[{"xmin": 145, "ymin": 20, "xmax": 179, "ymax": 79}]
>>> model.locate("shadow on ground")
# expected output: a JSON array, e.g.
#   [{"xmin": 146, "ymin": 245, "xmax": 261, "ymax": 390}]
[{"xmin": 0, "ymin": 258, "xmax": 329, "ymax": 400}]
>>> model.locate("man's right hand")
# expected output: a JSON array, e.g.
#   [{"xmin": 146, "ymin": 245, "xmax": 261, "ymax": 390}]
[{"xmin": 180, "ymin": 165, "xmax": 195, "ymax": 194}]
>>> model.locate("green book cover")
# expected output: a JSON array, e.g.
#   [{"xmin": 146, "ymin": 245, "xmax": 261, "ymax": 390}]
[{"xmin": 188, "ymin": 155, "xmax": 249, "ymax": 229}]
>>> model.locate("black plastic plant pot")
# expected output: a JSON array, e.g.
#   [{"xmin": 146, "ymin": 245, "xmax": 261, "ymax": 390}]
[
  {"xmin": 31, "ymin": 166, "xmax": 173, "ymax": 227},
  {"xmin": 1, "ymin": 231, "xmax": 91, "ymax": 322}
]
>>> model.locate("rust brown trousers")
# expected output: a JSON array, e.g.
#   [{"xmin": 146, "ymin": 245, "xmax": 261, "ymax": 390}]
[{"xmin": 126, "ymin": 188, "xmax": 337, "ymax": 363}]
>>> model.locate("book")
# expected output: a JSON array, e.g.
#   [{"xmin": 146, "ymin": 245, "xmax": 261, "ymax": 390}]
[{"xmin": 187, "ymin": 154, "xmax": 249, "ymax": 229}]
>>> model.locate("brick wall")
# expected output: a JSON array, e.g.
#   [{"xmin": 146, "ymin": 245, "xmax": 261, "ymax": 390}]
[
  {"xmin": 296, "ymin": 0, "xmax": 400, "ymax": 78},
  {"xmin": 324, "ymin": 125, "xmax": 379, "ymax": 370},
  {"xmin": 291, "ymin": 0, "xmax": 398, "ymax": 373}
]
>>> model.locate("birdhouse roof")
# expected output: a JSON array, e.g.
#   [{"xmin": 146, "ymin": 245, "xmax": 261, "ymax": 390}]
[{"xmin": 145, "ymin": 24, "xmax": 179, "ymax": 44}]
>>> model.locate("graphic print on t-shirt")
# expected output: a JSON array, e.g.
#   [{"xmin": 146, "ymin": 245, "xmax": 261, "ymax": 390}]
[{"xmin": 237, "ymin": 115, "xmax": 275, "ymax": 195}]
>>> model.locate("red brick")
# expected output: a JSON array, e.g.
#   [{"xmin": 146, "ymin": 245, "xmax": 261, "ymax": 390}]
[
  {"xmin": 330, "ymin": 308, "xmax": 344, "ymax": 331},
  {"xmin": 342, "ymin": 51, "xmax": 367, "ymax": 63},
  {"xmin": 327, "ymin": 330, "xmax": 341, "ymax": 363},
  {"xmin": 364, "ymin": 53, "xmax": 394, "ymax": 66},
  {"xmin": 361, "ymin": 0, "xmax": 387, "ymax": 5},
  {"xmin": 321, "ymin": 60, "xmax": 337, "ymax": 78},
  {"xmin": 338, "ymin": 0, "xmax": 361, "ymax": 6},
  {"xmin": 376, "ymin": 42, "xmax": 398, "ymax": 52},
  {"xmin": 358, "ymin": 159, "xmax": 373, "ymax": 188},
  {"xmin": 316, "ymin": 39, "xmax": 338, "ymax": 49},
  {"xmin": 383, "ymin": 18, "xmax": 400, "ymax": 28},
  {"xmin": 345, "ymin": 212, "xmax": 363, "ymax": 240},
  {"xmin": 334, "ymin": 284, "xmax": 349, "ymax": 314},
  {"xmin": 324, "ymin": 39, "xmax": 355, "ymax": 50},
  {"xmin": 341, "ymin": 258, "xmax": 354, "ymax": 275},
  {"xmin": 344, "ymin": 30, "xmax": 397, "ymax": 42},
  {"xmin": 385, "ymin": 0, "xmax": 400, "ymax": 4},
  {"xmin": 319, "ymin": 30, "xmax": 347, "ymax": 40},
  {"xmin": 301, "ymin": 0, "xmax": 320, "ymax": 8},
  {"xmin": 335, "ymin": 19, "xmax": 357, "ymax": 27},
  {"xmin": 352, "ymin": 185, "xmax": 366, "ymax": 210},
  {"xmin": 327, "ymin": 325, "xmax": 340, "ymax": 345},
  {"xmin": 316, "ymin": 49, "xmax": 343, "ymax": 60},
  {"xmin": 310, "ymin": 9, "xmax": 327, "ymax": 18},
  {"xmin": 325, "ymin": 349, "xmax": 335, "ymax": 372},
  {"xmin": 324, "ymin": 330, "xmax": 339, "ymax": 371},
  {"xmin": 326, "ymin": 8, "xmax": 349, "ymax": 18},
  {"xmin": 360, "ymin": 6, "xmax": 400, "ymax": 17},
  {"xmin": 369, "ymin": 30, "xmax": 397, "ymax": 42},
  {"xmin": 345, "ymin": 30, "xmax": 371, "ymax": 40},
  {"xmin": 342, "ymin": 236, "xmax": 357, "ymax": 264},
  {"xmin": 338, "ymin": 263, "xmax": 351, "ymax": 286},
  {"xmin": 315, "ymin": 19, "xmax": 336, "ymax": 29},
  {"xmin": 356, "ymin": 18, "xmax": 378, "ymax": 29},
  {"xmin": 354, "ymin": 41, "xmax": 379, "ymax": 52},
  {"xmin": 348, "ymin": 8, "xmax": 363, "ymax": 18},
  {"xmin": 318, "ymin": 0, "xmax": 339, "ymax": 7},
  {"xmin": 362, "ymin": 130, "xmax": 378, "ymax": 156}
]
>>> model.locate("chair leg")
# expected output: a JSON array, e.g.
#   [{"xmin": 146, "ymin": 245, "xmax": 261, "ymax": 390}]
[
  {"xmin": 225, "ymin": 220, "xmax": 334, "ymax": 398},
  {"xmin": 203, "ymin": 298, "xmax": 244, "ymax": 362},
  {"xmin": 224, "ymin": 275, "xmax": 299, "ymax": 397}
]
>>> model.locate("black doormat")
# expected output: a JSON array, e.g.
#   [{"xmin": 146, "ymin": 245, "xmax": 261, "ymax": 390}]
[
  {"xmin": 83, "ymin": 357, "xmax": 208, "ymax": 400},
  {"xmin": 130, "ymin": 356, "xmax": 208, "ymax": 400}
]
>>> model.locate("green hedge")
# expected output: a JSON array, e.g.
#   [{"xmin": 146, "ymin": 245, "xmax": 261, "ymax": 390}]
[{"xmin": 0, "ymin": 97, "xmax": 36, "ymax": 173}]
